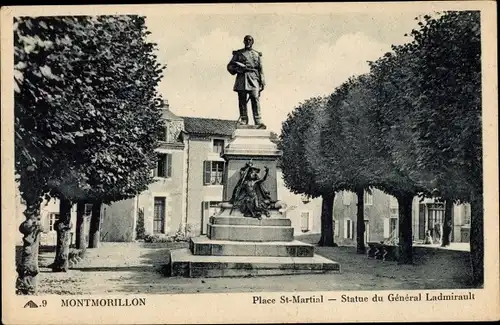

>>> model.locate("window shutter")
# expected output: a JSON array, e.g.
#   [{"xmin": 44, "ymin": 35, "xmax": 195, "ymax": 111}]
[
  {"xmin": 383, "ymin": 218, "xmax": 390, "ymax": 238},
  {"xmin": 344, "ymin": 219, "xmax": 348, "ymax": 238},
  {"xmin": 167, "ymin": 153, "xmax": 172, "ymax": 178},
  {"xmin": 222, "ymin": 162, "xmax": 227, "ymax": 185},
  {"xmin": 203, "ymin": 161, "xmax": 211, "ymax": 185},
  {"xmin": 351, "ymin": 220, "xmax": 355, "ymax": 239},
  {"xmin": 334, "ymin": 220, "xmax": 339, "ymax": 236}
]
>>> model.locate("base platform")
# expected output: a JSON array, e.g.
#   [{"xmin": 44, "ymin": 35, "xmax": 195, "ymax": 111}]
[
  {"xmin": 190, "ymin": 236, "xmax": 314, "ymax": 257},
  {"xmin": 170, "ymin": 248, "xmax": 341, "ymax": 278}
]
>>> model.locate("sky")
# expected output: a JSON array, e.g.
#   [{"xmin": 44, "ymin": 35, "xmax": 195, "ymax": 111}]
[{"xmin": 145, "ymin": 11, "xmax": 427, "ymax": 133}]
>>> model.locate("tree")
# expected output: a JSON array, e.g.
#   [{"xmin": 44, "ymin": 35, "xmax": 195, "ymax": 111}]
[
  {"xmin": 406, "ymin": 12, "xmax": 482, "ymax": 284},
  {"xmin": 15, "ymin": 15, "xmax": 94, "ymax": 292},
  {"xmin": 14, "ymin": 15, "xmax": 165, "ymax": 290},
  {"xmin": 366, "ymin": 47, "xmax": 426, "ymax": 264},
  {"xmin": 322, "ymin": 75, "xmax": 384, "ymax": 254},
  {"xmin": 279, "ymin": 97, "xmax": 338, "ymax": 247}
]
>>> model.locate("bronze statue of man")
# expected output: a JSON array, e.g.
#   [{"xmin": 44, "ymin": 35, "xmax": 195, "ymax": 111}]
[{"xmin": 227, "ymin": 35, "xmax": 266, "ymax": 129}]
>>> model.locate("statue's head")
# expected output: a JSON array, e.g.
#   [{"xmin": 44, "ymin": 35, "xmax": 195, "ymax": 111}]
[
  {"xmin": 243, "ymin": 35, "xmax": 254, "ymax": 49},
  {"xmin": 250, "ymin": 170, "xmax": 259, "ymax": 180}
]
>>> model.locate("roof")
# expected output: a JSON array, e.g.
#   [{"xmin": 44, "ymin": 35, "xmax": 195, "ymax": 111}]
[
  {"xmin": 181, "ymin": 116, "xmax": 237, "ymax": 137},
  {"xmin": 161, "ymin": 108, "xmax": 183, "ymax": 121}
]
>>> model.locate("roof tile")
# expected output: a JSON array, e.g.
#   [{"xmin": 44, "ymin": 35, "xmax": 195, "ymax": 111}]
[{"xmin": 181, "ymin": 116, "xmax": 237, "ymax": 136}]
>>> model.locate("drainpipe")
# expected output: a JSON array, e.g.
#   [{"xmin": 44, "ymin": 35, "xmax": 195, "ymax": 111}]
[{"xmin": 183, "ymin": 132, "xmax": 190, "ymax": 234}]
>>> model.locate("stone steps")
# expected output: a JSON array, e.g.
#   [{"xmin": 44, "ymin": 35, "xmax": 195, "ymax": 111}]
[
  {"xmin": 170, "ymin": 248, "xmax": 341, "ymax": 278},
  {"xmin": 207, "ymin": 224, "xmax": 294, "ymax": 242},
  {"xmin": 190, "ymin": 236, "xmax": 314, "ymax": 257}
]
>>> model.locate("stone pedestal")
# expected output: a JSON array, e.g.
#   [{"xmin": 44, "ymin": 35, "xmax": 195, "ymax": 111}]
[{"xmin": 169, "ymin": 127, "xmax": 340, "ymax": 277}]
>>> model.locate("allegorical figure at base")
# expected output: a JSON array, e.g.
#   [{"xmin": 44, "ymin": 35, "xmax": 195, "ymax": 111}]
[
  {"xmin": 230, "ymin": 161, "xmax": 271, "ymax": 219},
  {"xmin": 227, "ymin": 35, "xmax": 266, "ymax": 129}
]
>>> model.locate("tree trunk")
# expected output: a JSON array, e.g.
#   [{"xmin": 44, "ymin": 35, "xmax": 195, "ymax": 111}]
[
  {"xmin": 318, "ymin": 193, "xmax": 336, "ymax": 247},
  {"xmin": 16, "ymin": 202, "xmax": 43, "ymax": 295},
  {"xmin": 441, "ymin": 199, "xmax": 453, "ymax": 247},
  {"xmin": 356, "ymin": 187, "xmax": 366, "ymax": 254},
  {"xmin": 88, "ymin": 201, "xmax": 102, "ymax": 248},
  {"xmin": 52, "ymin": 198, "xmax": 73, "ymax": 272},
  {"xmin": 469, "ymin": 191, "xmax": 483, "ymax": 287},
  {"xmin": 75, "ymin": 202, "xmax": 86, "ymax": 249},
  {"xmin": 397, "ymin": 193, "xmax": 414, "ymax": 264}
]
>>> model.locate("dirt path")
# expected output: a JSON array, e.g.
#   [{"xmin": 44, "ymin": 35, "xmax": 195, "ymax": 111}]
[{"xmin": 28, "ymin": 236, "xmax": 474, "ymax": 295}]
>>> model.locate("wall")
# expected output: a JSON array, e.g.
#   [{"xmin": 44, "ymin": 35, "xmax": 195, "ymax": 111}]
[
  {"xmin": 186, "ymin": 135, "xmax": 230, "ymax": 235},
  {"xmin": 136, "ymin": 148, "xmax": 185, "ymax": 236},
  {"xmin": 276, "ymin": 170, "xmax": 322, "ymax": 236},
  {"xmin": 101, "ymin": 198, "xmax": 137, "ymax": 242},
  {"xmin": 333, "ymin": 189, "xmax": 472, "ymax": 246},
  {"xmin": 333, "ymin": 189, "xmax": 406, "ymax": 246}
]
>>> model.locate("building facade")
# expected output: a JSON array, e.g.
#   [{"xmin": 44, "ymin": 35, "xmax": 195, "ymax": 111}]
[
  {"xmin": 101, "ymin": 108, "xmax": 324, "ymax": 241},
  {"xmin": 16, "ymin": 107, "xmax": 470, "ymax": 247},
  {"xmin": 333, "ymin": 189, "xmax": 472, "ymax": 246},
  {"xmin": 15, "ymin": 188, "xmax": 79, "ymax": 246}
]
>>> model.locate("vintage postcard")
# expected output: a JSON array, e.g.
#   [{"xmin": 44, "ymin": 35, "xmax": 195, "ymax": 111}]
[{"xmin": 1, "ymin": 2, "xmax": 498, "ymax": 324}]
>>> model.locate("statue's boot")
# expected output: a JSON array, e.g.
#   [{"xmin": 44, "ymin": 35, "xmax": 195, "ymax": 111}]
[{"xmin": 254, "ymin": 117, "xmax": 266, "ymax": 129}]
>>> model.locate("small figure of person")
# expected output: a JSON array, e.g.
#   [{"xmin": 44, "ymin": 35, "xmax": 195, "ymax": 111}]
[
  {"xmin": 424, "ymin": 229, "xmax": 434, "ymax": 245},
  {"xmin": 434, "ymin": 222, "xmax": 442, "ymax": 245}
]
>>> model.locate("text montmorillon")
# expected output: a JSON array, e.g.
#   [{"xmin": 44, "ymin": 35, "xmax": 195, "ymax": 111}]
[
  {"xmin": 61, "ymin": 298, "xmax": 146, "ymax": 307},
  {"xmin": 388, "ymin": 292, "xmax": 475, "ymax": 302}
]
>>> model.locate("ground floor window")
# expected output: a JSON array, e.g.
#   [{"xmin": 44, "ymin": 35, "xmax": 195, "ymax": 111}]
[
  {"xmin": 364, "ymin": 220, "xmax": 370, "ymax": 243},
  {"xmin": 344, "ymin": 218, "xmax": 354, "ymax": 239},
  {"xmin": 300, "ymin": 211, "xmax": 311, "ymax": 232},
  {"xmin": 84, "ymin": 203, "xmax": 93, "ymax": 217},
  {"xmin": 153, "ymin": 197, "xmax": 166, "ymax": 234}
]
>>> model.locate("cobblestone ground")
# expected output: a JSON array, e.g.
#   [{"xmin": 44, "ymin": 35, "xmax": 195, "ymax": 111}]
[{"xmin": 20, "ymin": 235, "xmax": 475, "ymax": 295}]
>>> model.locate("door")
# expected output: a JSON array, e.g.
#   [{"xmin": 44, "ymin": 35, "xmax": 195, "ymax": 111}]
[
  {"xmin": 153, "ymin": 197, "xmax": 166, "ymax": 234},
  {"xmin": 418, "ymin": 203, "xmax": 426, "ymax": 240},
  {"xmin": 364, "ymin": 220, "xmax": 370, "ymax": 243}
]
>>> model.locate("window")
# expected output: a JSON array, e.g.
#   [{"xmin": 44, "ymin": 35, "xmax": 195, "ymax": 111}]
[
  {"xmin": 364, "ymin": 220, "xmax": 370, "ymax": 243},
  {"xmin": 463, "ymin": 203, "xmax": 471, "ymax": 224},
  {"xmin": 334, "ymin": 220, "xmax": 339, "ymax": 237},
  {"xmin": 158, "ymin": 124, "xmax": 171, "ymax": 142},
  {"xmin": 389, "ymin": 218, "xmax": 398, "ymax": 237},
  {"xmin": 201, "ymin": 201, "xmax": 221, "ymax": 235},
  {"xmin": 48, "ymin": 213, "xmax": 60, "ymax": 232},
  {"xmin": 153, "ymin": 197, "xmax": 166, "ymax": 234},
  {"xmin": 213, "ymin": 139, "xmax": 225, "ymax": 154},
  {"xmin": 300, "ymin": 211, "xmax": 310, "ymax": 232},
  {"xmin": 342, "ymin": 191, "xmax": 351, "ymax": 205},
  {"xmin": 203, "ymin": 161, "xmax": 225, "ymax": 185},
  {"xmin": 155, "ymin": 153, "xmax": 172, "ymax": 178},
  {"xmin": 364, "ymin": 190, "xmax": 373, "ymax": 205},
  {"xmin": 344, "ymin": 218, "xmax": 355, "ymax": 239},
  {"xmin": 389, "ymin": 195, "xmax": 398, "ymax": 208},
  {"xmin": 84, "ymin": 203, "xmax": 93, "ymax": 216},
  {"xmin": 384, "ymin": 217, "xmax": 398, "ymax": 239}
]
